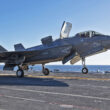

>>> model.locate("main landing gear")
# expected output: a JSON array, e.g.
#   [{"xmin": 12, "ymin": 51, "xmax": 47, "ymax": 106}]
[
  {"xmin": 42, "ymin": 64, "xmax": 50, "ymax": 75},
  {"xmin": 82, "ymin": 58, "xmax": 88, "ymax": 74},
  {"xmin": 16, "ymin": 64, "xmax": 50, "ymax": 78},
  {"xmin": 16, "ymin": 67, "xmax": 24, "ymax": 78}
]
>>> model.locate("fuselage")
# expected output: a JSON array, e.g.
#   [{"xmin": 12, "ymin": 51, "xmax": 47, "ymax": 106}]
[{"xmin": 24, "ymin": 33, "xmax": 110, "ymax": 65}]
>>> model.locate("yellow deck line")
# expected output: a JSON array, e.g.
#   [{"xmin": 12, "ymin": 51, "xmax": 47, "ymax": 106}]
[
  {"xmin": 0, "ymin": 74, "xmax": 15, "ymax": 76},
  {"xmin": 0, "ymin": 74, "xmax": 110, "ymax": 81},
  {"xmin": 26, "ymin": 75, "xmax": 110, "ymax": 81}
]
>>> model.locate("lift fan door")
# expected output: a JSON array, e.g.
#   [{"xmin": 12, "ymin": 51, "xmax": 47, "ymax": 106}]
[
  {"xmin": 60, "ymin": 21, "xmax": 72, "ymax": 39},
  {"xmin": 70, "ymin": 56, "xmax": 81, "ymax": 64}
]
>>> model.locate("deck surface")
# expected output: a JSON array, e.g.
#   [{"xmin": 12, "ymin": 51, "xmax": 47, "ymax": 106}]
[{"xmin": 0, "ymin": 71, "xmax": 110, "ymax": 110}]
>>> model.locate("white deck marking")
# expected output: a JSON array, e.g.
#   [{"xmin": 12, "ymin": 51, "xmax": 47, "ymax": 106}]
[
  {"xmin": 26, "ymin": 75, "xmax": 110, "ymax": 81},
  {"xmin": 1, "ymin": 86, "xmax": 110, "ymax": 101},
  {"xmin": 1, "ymin": 95, "xmax": 100, "ymax": 110},
  {"xmin": 3, "ymin": 95, "xmax": 46, "ymax": 103},
  {"xmin": 70, "ymin": 84, "xmax": 110, "ymax": 89},
  {"xmin": 60, "ymin": 104, "xmax": 73, "ymax": 108}
]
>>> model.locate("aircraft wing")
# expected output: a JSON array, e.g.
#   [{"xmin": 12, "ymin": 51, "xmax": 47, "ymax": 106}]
[
  {"xmin": 0, "ymin": 50, "xmax": 39, "ymax": 58},
  {"xmin": 0, "ymin": 49, "xmax": 43, "ymax": 68}
]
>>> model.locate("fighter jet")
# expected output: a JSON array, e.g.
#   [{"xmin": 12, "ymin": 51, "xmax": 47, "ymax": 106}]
[{"xmin": 0, "ymin": 21, "xmax": 110, "ymax": 77}]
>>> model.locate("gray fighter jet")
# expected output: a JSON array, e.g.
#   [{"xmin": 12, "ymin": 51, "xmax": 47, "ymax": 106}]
[{"xmin": 0, "ymin": 21, "xmax": 110, "ymax": 77}]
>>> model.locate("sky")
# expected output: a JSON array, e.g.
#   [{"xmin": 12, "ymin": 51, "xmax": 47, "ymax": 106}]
[{"xmin": 0, "ymin": 0, "xmax": 110, "ymax": 65}]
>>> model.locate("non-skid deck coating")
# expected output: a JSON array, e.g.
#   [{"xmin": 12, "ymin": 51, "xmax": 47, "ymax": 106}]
[{"xmin": 0, "ymin": 71, "xmax": 110, "ymax": 110}]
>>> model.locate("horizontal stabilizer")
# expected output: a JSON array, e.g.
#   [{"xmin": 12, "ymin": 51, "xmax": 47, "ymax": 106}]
[
  {"xmin": 0, "ymin": 45, "xmax": 7, "ymax": 52},
  {"xmin": 14, "ymin": 43, "xmax": 25, "ymax": 51}
]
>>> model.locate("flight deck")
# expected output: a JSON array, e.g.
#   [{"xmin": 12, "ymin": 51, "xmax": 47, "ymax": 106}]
[{"xmin": 0, "ymin": 71, "xmax": 110, "ymax": 110}]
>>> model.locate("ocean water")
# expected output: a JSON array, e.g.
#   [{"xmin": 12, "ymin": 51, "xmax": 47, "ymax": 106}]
[
  {"xmin": 28, "ymin": 65, "xmax": 110, "ymax": 73},
  {"xmin": 0, "ymin": 65, "xmax": 110, "ymax": 73}
]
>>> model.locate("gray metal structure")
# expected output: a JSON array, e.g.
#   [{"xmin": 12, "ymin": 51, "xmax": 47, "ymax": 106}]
[{"xmin": 0, "ymin": 21, "xmax": 110, "ymax": 77}]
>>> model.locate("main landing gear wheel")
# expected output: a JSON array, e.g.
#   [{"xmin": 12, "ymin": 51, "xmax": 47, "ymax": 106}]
[
  {"xmin": 43, "ymin": 68, "xmax": 50, "ymax": 76},
  {"xmin": 82, "ymin": 67, "xmax": 88, "ymax": 74},
  {"xmin": 42, "ymin": 64, "xmax": 50, "ymax": 76},
  {"xmin": 16, "ymin": 69, "xmax": 24, "ymax": 78}
]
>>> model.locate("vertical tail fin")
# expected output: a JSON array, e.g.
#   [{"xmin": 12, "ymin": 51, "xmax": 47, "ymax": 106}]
[
  {"xmin": 0, "ymin": 45, "xmax": 7, "ymax": 52},
  {"xmin": 14, "ymin": 43, "xmax": 25, "ymax": 51}
]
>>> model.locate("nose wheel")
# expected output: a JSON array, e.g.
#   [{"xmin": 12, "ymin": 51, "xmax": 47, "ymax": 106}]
[
  {"xmin": 82, "ymin": 67, "xmax": 88, "ymax": 74},
  {"xmin": 82, "ymin": 58, "xmax": 88, "ymax": 74},
  {"xmin": 42, "ymin": 64, "xmax": 50, "ymax": 75}
]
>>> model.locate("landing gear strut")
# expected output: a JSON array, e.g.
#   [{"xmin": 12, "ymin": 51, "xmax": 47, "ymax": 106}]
[
  {"xmin": 16, "ymin": 66, "xmax": 24, "ymax": 78},
  {"xmin": 42, "ymin": 64, "xmax": 50, "ymax": 75},
  {"xmin": 82, "ymin": 58, "xmax": 88, "ymax": 74}
]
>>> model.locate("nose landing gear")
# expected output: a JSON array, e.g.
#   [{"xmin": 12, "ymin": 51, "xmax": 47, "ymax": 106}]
[
  {"xmin": 82, "ymin": 67, "xmax": 88, "ymax": 74},
  {"xmin": 82, "ymin": 58, "xmax": 88, "ymax": 74}
]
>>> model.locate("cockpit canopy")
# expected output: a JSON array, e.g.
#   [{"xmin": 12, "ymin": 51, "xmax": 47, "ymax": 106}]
[{"xmin": 75, "ymin": 31, "xmax": 103, "ymax": 38}]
